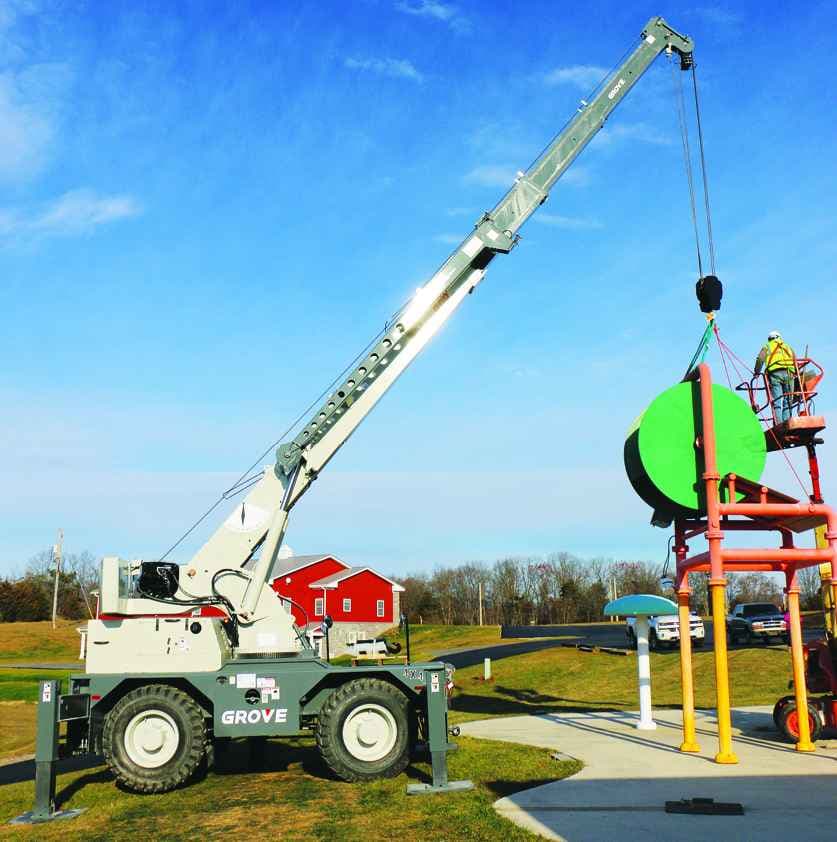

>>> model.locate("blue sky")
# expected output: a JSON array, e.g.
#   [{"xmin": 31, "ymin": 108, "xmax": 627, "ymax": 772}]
[{"xmin": 2, "ymin": 0, "xmax": 836, "ymax": 576}]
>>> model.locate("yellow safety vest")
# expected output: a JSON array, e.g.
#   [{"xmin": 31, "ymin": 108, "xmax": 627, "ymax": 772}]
[{"xmin": 764, "ymin": 338, "xmax": 795, "ymax": 372}]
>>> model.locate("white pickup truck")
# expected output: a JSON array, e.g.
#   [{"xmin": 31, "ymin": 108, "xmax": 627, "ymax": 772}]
[{"xmin": 626, "ymin": 612, "xmax": 705, "ymax": 651}]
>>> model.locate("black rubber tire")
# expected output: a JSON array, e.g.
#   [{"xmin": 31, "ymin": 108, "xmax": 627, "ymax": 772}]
[
  {"xmin": 648, "ymin": 630, "xmax": 658, "ymax": 652},
  {"xmin": 779, "ymin": 700, "xmax": 824, "ymax": 744},
  {"xmin": 773, "ymin": 695, "xmax": 795, "ymax": 730},
  {"xmin": 102, "ymin": 684, "xmax": 207, "ymax": 793},
  {"xmin": 316, "ymin": 678, "xmax": 411, "ymax": 782}
]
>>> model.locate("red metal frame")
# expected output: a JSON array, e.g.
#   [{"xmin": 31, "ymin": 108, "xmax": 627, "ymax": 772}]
[{"xmin": 674, "ymin": 363, "xmax": 835, "ymax": 588}]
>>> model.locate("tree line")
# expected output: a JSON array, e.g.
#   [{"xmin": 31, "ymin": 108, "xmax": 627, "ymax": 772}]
[
  {"xmin": 0, "ymin": 548, "xmax": 824, "ymax": 624},
  {"xmin": 392, "ymin": 552, "xmax": 823, "ymax": 626},
  {"xmin": 0, "ymin": 551, "xmax": 98, "ymax": 622}
]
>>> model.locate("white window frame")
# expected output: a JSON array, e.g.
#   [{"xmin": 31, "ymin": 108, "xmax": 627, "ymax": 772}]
[
  {"xmin": 342, "ymin": 598, "xmax": 352, "ymax": 613},
  {"xmin": 314, "ymin": 597, "xmax": 324, "ymax": 617},
  {"xmin": 376, "ymin": 599, "xmax": 385, "ymax": 618}
]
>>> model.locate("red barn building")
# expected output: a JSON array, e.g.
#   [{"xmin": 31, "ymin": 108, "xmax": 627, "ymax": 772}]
[{"xmin": 268, "ymin": 554, "xmax": 404, "ymax": 654}]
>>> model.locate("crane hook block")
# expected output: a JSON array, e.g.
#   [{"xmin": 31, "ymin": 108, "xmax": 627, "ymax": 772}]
[{"xmin": 696, "ymin": 274, "xmax": 722, "ymax": 313}]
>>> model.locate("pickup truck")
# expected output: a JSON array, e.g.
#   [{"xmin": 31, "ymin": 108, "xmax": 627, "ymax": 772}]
[
  {"xmin": 726, "ymin": 602, "xmax": 789, "ymax": 644},
  {"xmin": 626, "ymin": 613, "xmax": 705, "ymax": 651}
]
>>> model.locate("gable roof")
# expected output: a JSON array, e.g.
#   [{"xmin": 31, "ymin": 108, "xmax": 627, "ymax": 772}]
[
  {"xmin": 267, "ymin": 554, "xmax": 348, "ymax": 580},
  {"xmin": 308, "ymin": 566, "xmax": 405, "ymax": 592}
]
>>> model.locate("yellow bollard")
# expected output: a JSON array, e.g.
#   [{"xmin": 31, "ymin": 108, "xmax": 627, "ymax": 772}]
[
  {"xmin": 710, "ymin": 580, "xmax": 738, "ymax": 763},
  {"xmin": 677, "ymin": 589, "xmax": 700, "ymax": 752},
  {"xmin": 787, "ymin": 587, "xmax": 815, "ymax": 752}
]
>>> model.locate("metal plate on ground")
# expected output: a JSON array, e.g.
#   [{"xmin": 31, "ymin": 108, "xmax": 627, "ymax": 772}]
[{"xmin": 665, "ymin": 798, "xmax": 743, "ymax": 815}]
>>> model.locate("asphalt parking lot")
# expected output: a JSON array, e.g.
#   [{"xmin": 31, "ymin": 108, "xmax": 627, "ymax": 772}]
[{"xmin": 435, "ymin": 620, "xmax": 825, "ymax": 669}]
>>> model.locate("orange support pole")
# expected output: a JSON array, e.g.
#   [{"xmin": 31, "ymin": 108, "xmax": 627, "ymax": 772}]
[{"xmin": 697, "ymin": 364, "xmax": 737, "ymax": 764}]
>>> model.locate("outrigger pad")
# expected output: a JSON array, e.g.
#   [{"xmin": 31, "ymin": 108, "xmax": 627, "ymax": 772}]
[
  {"xmin": 407, "ymin": 780, "xmax": 474, "ymax": 796},
  {"xmin": 9, "ymin": 808, "xmax": 86, "ymax": 825},
  {"xmin": 696, "ymin": 274, "xmax": 722, "ymax": 313},
  {"xmin": 665, "ymin": 797, "xmax": 743, "ymax": 815}
]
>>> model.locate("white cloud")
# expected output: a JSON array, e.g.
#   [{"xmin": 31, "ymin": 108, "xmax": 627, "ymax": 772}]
[
  {"xmin": 591, "ymin": 122, "xmax": 672, "ymax": 148},
  {"xmin": 446, "ymin": 207, "xmax": 473, "ymax": 217},
  {"xmin": 0, "ymin": 2, "xmax": 73, "ymax": 182},
  {"xmin": 544, "ymin": 64, "xmax": 608, "ymax": 91},
  {"xmin": 532, "ymin": 212, "xmax": 603, "ymax": 230},
  {"xmin": 463, "ymin": 164, "xmax": 516, "ymax": 188},
  {"xmin": 395, "ymin": 0, "xmax": 470, "ymax": 33},
  {"xmin": 0, "ymin": 188, "xmax": 142, "ymax": 243},
  {"xmin": 560, "ymin": 165, "xmax": 591, "ymax": 187},
  {"xmin": 0, "ymin": 63, "xmax": 70, "ymax": 181},
  {"xmin": 694, "ymin": 6, "xmax": 743, "ymax": 26},
  {"xmin": 344, "ymin": 56, "xmax": 424, "ymax": 83},
  {"xmin": 433, "ymin": 233, "xmax": 461, "ymax": 244}
]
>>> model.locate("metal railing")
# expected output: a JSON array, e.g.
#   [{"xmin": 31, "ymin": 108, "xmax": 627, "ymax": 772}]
[{"xmin": 736, "ymin": 357, "xmax": 823, "ymax": 428}]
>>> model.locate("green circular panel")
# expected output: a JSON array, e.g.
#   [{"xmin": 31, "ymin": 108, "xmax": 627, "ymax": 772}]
[{"xmin": 624, "ymin": 381, "xmax": 766, "ymax": 520}]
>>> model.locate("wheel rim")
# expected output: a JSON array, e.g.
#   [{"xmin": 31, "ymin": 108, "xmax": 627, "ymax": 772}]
[
  {"xmin": 786, "ymin": 709, "xmax": 815, "ymax": 739},
  {"xmin": 124, "ymin": 709, "xmax": 180, "ymax": 768},
  {"xmin": 341, "ymin": 703, "xmax": 398, "ymax": 762}
]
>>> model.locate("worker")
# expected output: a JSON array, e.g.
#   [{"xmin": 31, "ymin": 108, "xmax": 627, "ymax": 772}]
[{"xmin": 754, "ymin": 330, "xmax": 796, "ymax": 423}]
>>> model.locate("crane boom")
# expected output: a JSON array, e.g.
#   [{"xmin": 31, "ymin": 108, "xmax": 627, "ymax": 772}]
[{"xmin": 175, "ymin": 16, "xmax": 693, "ymax": 621}]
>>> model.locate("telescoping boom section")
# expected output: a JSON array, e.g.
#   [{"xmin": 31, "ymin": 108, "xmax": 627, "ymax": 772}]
[{"xmin": 227, "ymin": 16, "xmax": 695, "ymax": 617}]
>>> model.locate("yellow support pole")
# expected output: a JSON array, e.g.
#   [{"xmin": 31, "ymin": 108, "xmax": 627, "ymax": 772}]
[
  {"xmin": 710, "ymin": 580, "xmax": 737, "ymax": 763},
  {"xmin": 815, "ymin": 525, "xmax": 836, "ymax": 637},
  {"xmin": 677, "ymin": 588, "xmax": 700, "ymax": 752},
  {"xmin": 787, "ymin": 584, "xmax": 815, "ymax": 751}
]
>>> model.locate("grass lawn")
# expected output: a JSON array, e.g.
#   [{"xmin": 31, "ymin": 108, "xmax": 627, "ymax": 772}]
[
  {"xmin": 449, "ymin": 644, "xmax": 793, "ymax": 723},
  {"xmin": 383, "ymin": 624, "xmax": 508, "ymax": 660},
  {"xmin": 0, "ymin": 621, "xmax": 81, "ymax": 665},
  {"xmin": 0, "ymin": 736, "xmax": 579, "ymax": 841}
]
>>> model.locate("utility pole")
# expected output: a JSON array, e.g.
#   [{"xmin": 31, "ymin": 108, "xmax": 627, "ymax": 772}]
[
  {"xmin": 478, "ymin": 582, "xmax": 484, "ymax": 627},
  {"xmin": 51, "ymin": 529, "xmax": 63, "ymax": 630}
]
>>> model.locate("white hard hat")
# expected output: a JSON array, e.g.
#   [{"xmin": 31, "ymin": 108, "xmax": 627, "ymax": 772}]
[{"xmin": 767, "ymin": 330, "xmax": 781, "ymax": 340}]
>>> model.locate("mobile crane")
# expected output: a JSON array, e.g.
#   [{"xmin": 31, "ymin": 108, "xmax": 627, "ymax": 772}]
[{"xmin": 22, "ymin": 16, "xmax": 695, "ymax": 821}]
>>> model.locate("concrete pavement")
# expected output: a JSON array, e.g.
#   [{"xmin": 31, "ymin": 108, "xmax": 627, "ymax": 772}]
[{"xmin": 461, "ymin": 707, "xmax": 837, "ymax": 841}]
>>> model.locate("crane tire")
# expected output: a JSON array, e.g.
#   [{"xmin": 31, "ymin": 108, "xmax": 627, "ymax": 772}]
[
  {"xmin": 778, "ymin": 700, "xmax": 824, "ymax": 744},
  {"xmin": 102, "ymin": 684, "xmax": 207, "ymax": 793},
  {"xmin": 772, "ymin": 695, "xmax": 795, "ymax": 730},
  {"xmin": 316, "ymin": 678, "xmax": 411, "ymax": 782}
]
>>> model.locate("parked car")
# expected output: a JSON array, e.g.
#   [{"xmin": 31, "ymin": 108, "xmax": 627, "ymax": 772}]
[
  {"xmin": 726, "ymin": 602, "xmax": 789, "ymax": 644},
  {"xmin": 626, "ymin": 613, "xmax": 705, "ymax": 651}
]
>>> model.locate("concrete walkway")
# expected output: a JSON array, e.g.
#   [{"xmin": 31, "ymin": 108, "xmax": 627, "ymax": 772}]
[{"xmin": 461, "ymin": 708, "xmax": 837, "ymax": 842}]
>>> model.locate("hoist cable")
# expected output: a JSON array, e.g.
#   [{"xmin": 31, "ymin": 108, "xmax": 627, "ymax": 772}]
[
  {"xmin": 682, "ymin": 318, "xmax": 715, "ymax": 380},
  {"xmin": 670, "ymin": 56, "xmax": 704, "ymax": 279},
  {"xmin": 691, "ymin": 65, "xmax": 716, "ymax": 276},
  {"xmin": 712, "ymin": 325, "xmax": 809, "ymax": 498},
  {"xmin": 157, "ymin": 323, "xmax": 392, "ymax": 561},
  {"xmin": 713, "ymin": 325, "xmax": 734, "ymax": 391}
]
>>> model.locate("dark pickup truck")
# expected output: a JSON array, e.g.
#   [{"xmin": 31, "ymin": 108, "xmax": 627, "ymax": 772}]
[{"xmin": 726, "ymin": 602, "xmax": 789, "ymax": 644}]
